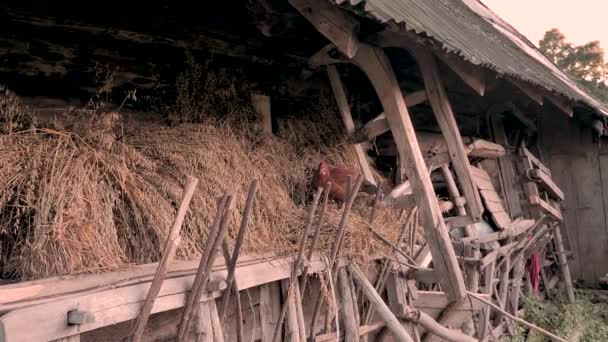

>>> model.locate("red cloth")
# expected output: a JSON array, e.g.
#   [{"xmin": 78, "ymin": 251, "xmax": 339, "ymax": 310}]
[{"xmin": 526, "ymin": 252, "xmax": 541, "ymax": 295}]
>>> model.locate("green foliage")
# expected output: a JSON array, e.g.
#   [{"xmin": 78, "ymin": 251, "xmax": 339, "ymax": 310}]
[
  {"xmin": 506, "ymin": 292, "xmax": 608, "ymax": 341},
  {"xmin": 539, "ymin": 28, "xmax": 608, "ymax": 104}
]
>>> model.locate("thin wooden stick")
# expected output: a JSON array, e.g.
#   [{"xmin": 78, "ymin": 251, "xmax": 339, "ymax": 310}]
[
  {"xmin": 349, "ymin": 263, "xmax": 414, "ymax": 342},
  {"xmin": 310, "ymin": 176, "xmax": 363, "ymax": 337},
  {"xmin": 271, "ymin": 187, "xmax": 324, "ymax": 342},
  {"xmin": 368, "ymin": 180, "xmax": 383, "ymax": 224},
  {"xmin": 131, "ymin": 176, "xmax": 199, "ymax": 342},
  {"xmin": 300, "ymin": 182, "xmax": 331, "ymax": 299},
  {"xmin": 324, "ymin": 176, "xmax": 365, "ymax": 333},
  {"xmin": 220, "ymin": 242, "xmax": 245, "ymax": 342},
  {"xmin": 366, "ymin": 223, "xmax": 420, "ymax": 268},
  {"xmin": 402, "ymin": 307, "xmax": 477, "ymax": 342},
  {"xmin": 218, "ymin": 180, "xmax": 259, "ymax": 321},
  {"xmin": 467, "ymin": 292, "xmax": 568, "ymax": 342},
  {"xmin": 364, "ymin": 209, "xmax": 417, "ymax": 325},
  {"xmin": 176, "ymin": 194, "xmax": 235, "ymax": 342}
]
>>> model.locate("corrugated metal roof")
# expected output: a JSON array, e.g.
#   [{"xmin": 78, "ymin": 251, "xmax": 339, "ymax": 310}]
[{"xmin": 334, "ymin": 0, "xmax": 608, "ymax": 116}]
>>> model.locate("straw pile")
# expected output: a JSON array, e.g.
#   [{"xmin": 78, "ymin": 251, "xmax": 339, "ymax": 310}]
[{"xmin": 0, "ymin": 87, "xmax": 420, "ymax": 280}]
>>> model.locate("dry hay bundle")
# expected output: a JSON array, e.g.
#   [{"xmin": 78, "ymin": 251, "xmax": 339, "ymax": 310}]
[{"xmin": 0, "ymin": 94, "xmax": 420, "ymax": 280}]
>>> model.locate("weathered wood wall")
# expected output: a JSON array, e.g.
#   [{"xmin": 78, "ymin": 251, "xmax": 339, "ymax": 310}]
[{"xmin": 539, "ymin": 111, "xmax": 608, "ymax": 286}]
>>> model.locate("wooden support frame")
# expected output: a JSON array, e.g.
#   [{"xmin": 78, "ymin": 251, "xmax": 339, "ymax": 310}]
[
  {"xmin": 352, "ymin": 90, "xmax": 428, "ymax": 143},
  {"xmin": 327, "ymin": 65, "xmax": 377, "ymax": 186},
  {"xmin": 288, "ymin": 0, "xmax": 359, "ymax": 58},
  {"xmin": 411, "ymin": 46, "xmax": 483, "ymax": 223},
  {"xmin": 351, "ymin": 43, "xmax": 466, "ymax": 301}
]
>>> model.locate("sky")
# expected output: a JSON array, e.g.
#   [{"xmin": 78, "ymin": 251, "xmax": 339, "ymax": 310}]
[{"xmin": 480, "ymin": 0, "xmax": 607, "ymax": 50}]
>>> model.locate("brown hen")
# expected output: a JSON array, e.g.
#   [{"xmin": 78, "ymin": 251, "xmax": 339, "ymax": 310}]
[{"xmin": 312, "ymin": 160, "xmax": 378, "ymax": 202}]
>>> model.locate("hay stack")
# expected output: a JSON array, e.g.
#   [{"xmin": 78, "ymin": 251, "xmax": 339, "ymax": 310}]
[{"xmin": 0, "ymin": 91, "xmax": 419, "ymax": 280}]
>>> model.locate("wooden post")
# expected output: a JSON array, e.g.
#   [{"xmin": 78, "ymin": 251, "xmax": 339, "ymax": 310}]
[
  {"xmin": 281, "ymin": 279, "xmax": 303, "ymax": 342},
  {"xmin": 479, "ymin": 260, "xmax": 496, "ymax": 339},
  {"xmin": 327, "ymin": 65, "xmax": 377, "ymax": 186},
  {"xmin": 131, "ymin": 177, "xmax": 199, "ymax": 342},
  {"xmin": 252, "ymin": 94, "xmax": 272, "ymax": 134},
  {"xmin": 349, "ymin": 264, "xmax": 414, "ymax": 342},
  {"xmin": 260, "ymin": 282, "xmax": 282, "ymax": 342},
  {"xmin": 339, "ymin": 269, "xmax": 361, "ymax": 342},
  {"xmin": 208, "ymin": 300, "xmax": 225, "ymax": 342},
  {"xmin": 413, "ymin": 48, "xmax": 483, "ymax": 222},
  {"xmin": 194, "ymin": 302, "xmax": 214, "ymax": 342},
  {"xmin": 494, "ymin": 247, "xmax": 511, "ymax": 326},
  {"xmin": 352, "ymin": 44, "xmax": 466, "ymax": 302},
  {"xmin": 509, "ymin": 253, "xmax": 527, "ymax": 316}
]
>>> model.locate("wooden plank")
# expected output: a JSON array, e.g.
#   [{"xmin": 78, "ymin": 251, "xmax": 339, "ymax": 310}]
[
  {"xmin": 521, "ymin": 146, "xmax": 551, "ymax": 176},
  {"xmin": 352, "ymin": 90, "xmax": 428, "ymax": 143},
  {"xmin": 413, "ymin": 46, "xmax": 483, "ymax": 222},
  {"xmin": 508, "ymin": 79, "xmax": 544, "ymax": 106},
  {"xmin": 339, "ymin": 269, "xmax": 360, "ymax": 342},
  {"xmin": 353, "ymin": 43, "xmax": 466, "ymax": 301},
  {"xmin": 288, "ymin": 0, "xmax": 359, "ymax": 58},
  {"xmin": 529, "ymin": 169, "xmax": 565, "ymax": 201},
  {"xmin": 208, "ymin": 300, "xmax": 225, "ymax": 342},
  {"xmin": 259, "ymin": 282, "xmax": 281, "ymax": 342},
  {"xmin": 467, "ymin": 139, "xmax": 506, "ymax": 159},
  {"xmin": 194, "ymin": 302, "xmax": 214, "ymax": 342},
  {"xmin": 436, "ymin": 53, "xmax": 486, "ymax": 96},
  {"xmin": 479, "ymin": 189, "xmax": 505, "ymax": 205},
  {"xmin": 281, "ymin": 279, "xmax": 303, "ymax": 342},
  {"xmin": 0, "ymin": 253, "xmax": 362, "ymax": 342},
  {"xmin": 488, "ymin": 108, "xmax": 523, "ymax": 218},
  {"xmin": 327, "ymin": 65, "xmax": 376, "ymax": 186},
  {"xmin": 534, "ymin": 198, "xmax": 563, "ymax": 221},
  {"xmin": 478, "ymin": 260, "xmax": 495, "ymax": 339},
  {"xmin": 55, "ymin": 336, "xmax": 80, "ymax": 342}
]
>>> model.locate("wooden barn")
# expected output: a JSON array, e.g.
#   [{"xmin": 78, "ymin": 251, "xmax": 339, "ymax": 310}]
[{"xmin": 1, "ymin": 0, "xmax": 607, "ymax": 341}]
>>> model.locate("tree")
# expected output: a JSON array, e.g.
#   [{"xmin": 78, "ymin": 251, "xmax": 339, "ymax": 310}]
[{"xmin": 539, "ymin": 28, "xmax": 608, "ymax": 104}]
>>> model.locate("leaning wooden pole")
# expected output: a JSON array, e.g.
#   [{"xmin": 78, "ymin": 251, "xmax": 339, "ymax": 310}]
[
  {"xmin": 176, "ymin": 194, "xmax": 235, "ymax": 342},
  {"xmin": 299, "ymin": 181, "xmax": 331, "ymax": 298},
  {"xmin": 310, "ymin": 177, "xmax": 363, "ymax": 337},
  {"xmin": 553, "ymin": 225, "xmax": 575, "ymax": 303},
  {"xmin": 131, "ymin": 176, "xmax": 199, "ymax": 342},
  {"xmin": 218, "ymin": 180, "xmax": 258, "ymax": 317},
  {"xmin": 271, "ymin": 188, "xmax": 324, "ymax": 342}
]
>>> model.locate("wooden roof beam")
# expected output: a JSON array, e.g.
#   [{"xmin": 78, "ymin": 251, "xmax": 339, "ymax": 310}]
[
  {"xmin": 369, "ymin": 31, "xmax": 486, "ymax": 96},
  {"xmin": 352, "ymin": 44, "xmax": 467, "ymax": 301},
  {"xmin": 288, "ymin": 0, "xmax": 359, "ymax": 58}
]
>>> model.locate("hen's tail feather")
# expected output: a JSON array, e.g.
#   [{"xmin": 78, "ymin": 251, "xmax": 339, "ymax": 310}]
[{"xmin": 360, "ymin": 180, "xmax": 378, "ymax": 195}]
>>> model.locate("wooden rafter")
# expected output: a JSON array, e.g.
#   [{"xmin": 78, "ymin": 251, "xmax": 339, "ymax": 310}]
[
  {"xmin": 412, "ymin": 46, "xmax": 484, "ymax": 223},
  {"xmin": 288, "ymin": 0, "xmax": 359, "ymax": 58}
]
